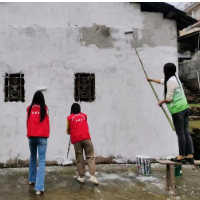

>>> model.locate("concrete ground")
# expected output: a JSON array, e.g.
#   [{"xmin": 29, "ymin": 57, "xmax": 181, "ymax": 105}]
[{"xmin": 0, "ymin": 164, "xmax": 200, "ymax": 200}]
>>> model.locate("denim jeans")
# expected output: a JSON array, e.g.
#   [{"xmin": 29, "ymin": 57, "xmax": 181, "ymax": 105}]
[
  {"xmin": 172, "ymin": 108, "xmax": 194, "ymax": 156},
  {"xmin": 29, "ymin": 137, "xmax": 47, "ymax": 191}
]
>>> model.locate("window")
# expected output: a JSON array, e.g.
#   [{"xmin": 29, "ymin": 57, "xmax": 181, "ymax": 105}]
[
  {"xmin": 4, "ymin": 73, "xmax": 25, "ymax": 102},
  {"xmin": 74, "ymin": 73, "xmax": 95, "ymax": 102}
]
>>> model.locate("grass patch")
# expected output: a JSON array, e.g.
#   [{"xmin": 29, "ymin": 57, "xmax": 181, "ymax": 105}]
[
  {"xmin": 189, "ymin": 103, "xmax": 200, "ymax": 108},
  {"xmin": 189, "ymin": 103, "xmax": 200, "ymax": 133},
  {"xmin": 189, "ymin": 120, "xmax": 200, "ymax": 133}
]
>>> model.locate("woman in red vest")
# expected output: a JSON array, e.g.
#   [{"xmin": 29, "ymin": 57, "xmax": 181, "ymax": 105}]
[
  {"xmin": 27, "ymin": 91, "xmax": 50, "ymax": 194},
  {"xmin": 67, "ymin": 103, "xmax": 98, "ymax": 184}
]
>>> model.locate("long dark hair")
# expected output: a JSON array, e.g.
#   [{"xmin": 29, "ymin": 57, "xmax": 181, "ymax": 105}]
[
  {"xmin": 164, "ymin": 63, "xmax": 177, "ymax": 96},
  {"xmin": 28, "ymin": 91, "xmax": 46, "ymax": 122},
  {"xmin": 71, "ymin": 103, "xmax": 81, "ymax": 114}
]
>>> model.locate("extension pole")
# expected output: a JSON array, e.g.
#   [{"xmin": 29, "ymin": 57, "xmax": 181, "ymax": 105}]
[
  {"xmin": 67, "ymin": 139, "xmax": 71, "ymax": 159},
  {"xmin": 131, "ymin": 35, "xmax": 175, "ymax": 131}
]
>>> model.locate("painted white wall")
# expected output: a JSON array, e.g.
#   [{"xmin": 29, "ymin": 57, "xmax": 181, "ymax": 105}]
[{"xmin": 0, "ymin": 2, "xmax": 178, "ymax": 164}]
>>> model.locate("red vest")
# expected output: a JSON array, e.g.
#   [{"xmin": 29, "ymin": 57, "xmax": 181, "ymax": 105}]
[
  {"xmin": 67, "ymin": 113, "xmax": 91, "ymax": 144},
  {"xmin": 27, "ymin": 105, "xmax": 50, "ymax": 138}
]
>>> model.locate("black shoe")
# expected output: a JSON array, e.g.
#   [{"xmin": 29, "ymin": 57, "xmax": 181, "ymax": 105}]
[
  {"xmin": 185, "ymin": 158, "xmax": 194, "ymax": 165},
  {"xmin": 170, "ymin": 157, "xmax": 186, "ymax": 163}
]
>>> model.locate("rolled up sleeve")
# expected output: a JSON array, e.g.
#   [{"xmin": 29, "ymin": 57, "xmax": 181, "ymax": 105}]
[
  {"xmin": 166, "ymin": 80, "xmax": 177, "ymax": 102},
  {"xmin": 67, "ymin": 120, "xmax": 70, "ymax": 135}
]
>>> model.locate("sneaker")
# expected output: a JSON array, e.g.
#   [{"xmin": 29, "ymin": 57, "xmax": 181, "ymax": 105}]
[
  {"xmin": 36, "ymin": 191, "xmax": 42, "ymax": 195},
  {"xmin": 89, "ymin": 176, "xmax": 98, "ymax": 184},
  {"xmin": 28, "ymin": 182, "xmax": 34, "ymax": 185},
  {"xmin": 77, "ymin": 176, "xmax": 85, "ymax": 183}
]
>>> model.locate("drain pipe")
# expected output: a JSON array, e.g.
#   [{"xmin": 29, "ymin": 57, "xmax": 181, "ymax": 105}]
[{"xmin": 197, "ymin": 71, "xmax": 200, "ymax": 90}]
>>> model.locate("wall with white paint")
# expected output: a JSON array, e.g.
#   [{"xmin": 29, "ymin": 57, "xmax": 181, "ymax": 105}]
[{"xmin": 0, "ymin": 2, "xmax": 178, "ymax": 164}]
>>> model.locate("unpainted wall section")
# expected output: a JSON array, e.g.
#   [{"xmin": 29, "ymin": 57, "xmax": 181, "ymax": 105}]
[
  {"xmin": 0, "ymin": 3, "xmax": 178, "ymax": 164},
  {"xmin": 179, "ymin": 51, "xmax": 200, "ymax": 90}
]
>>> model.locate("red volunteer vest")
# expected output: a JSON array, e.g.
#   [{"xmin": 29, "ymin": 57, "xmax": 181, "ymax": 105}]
[
  {"xmin": 27, "ymin": 105, "xmax": 50, "ymax": 138},
  {"xmin": 67, "ymin": 113, "xmax": 91, "ymax": 144}
]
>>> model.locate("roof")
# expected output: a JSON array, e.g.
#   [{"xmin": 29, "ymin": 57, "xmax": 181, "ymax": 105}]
[
  {"xmin": 178, "ymin": 53, "xmax": 191, "ymax": 61},
  {"xmin": 178, "ymin": 30, "xmax": 199, "ymax": 41},
  {"xmin": 182, "ymin": 2, "xmax": 200, "ymax": 14},
  {"xmin": 192, "ymin": 20, "xmax": 200, "ymax": 28},
  {"xmin": 138, "ymin": 2, "xmax": 197, "ymax": 31}
]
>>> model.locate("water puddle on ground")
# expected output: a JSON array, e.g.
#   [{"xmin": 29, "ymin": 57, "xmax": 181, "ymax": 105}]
[{"xmin": 0, "ymin": 164, "xmax": 199, "ymax": 200}]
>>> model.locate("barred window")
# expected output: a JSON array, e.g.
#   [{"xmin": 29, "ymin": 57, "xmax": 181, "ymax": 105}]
[
  {"xmin": 74, "ymin": 73, "xmax": 95, "ymax": 102},
  {"xmin": 4, "ymin": 73, "xmax": 25, "ymax": 102}
]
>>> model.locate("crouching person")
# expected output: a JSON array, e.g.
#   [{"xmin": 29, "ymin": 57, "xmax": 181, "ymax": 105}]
[{"xmin": 67, "ymin": 103, "xmax": 98, "ymax": 184}]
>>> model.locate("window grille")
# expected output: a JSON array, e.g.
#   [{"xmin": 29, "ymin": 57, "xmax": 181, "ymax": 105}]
[
  {"xmin": 4, "ymin": 73, "xmax": 25, "ymax": 102},
  {"xmin": 74, "ymin": 73, "xmax": 95, "ymax": 102}
]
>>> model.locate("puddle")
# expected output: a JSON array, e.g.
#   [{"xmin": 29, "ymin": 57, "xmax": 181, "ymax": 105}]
[
  {"xmin": 136, "ymin": 176, "xmax": 157, "ymax": 182},
  {"xmin": 0, "ymin": 164, "xmax": 199, "ymax": 200}
]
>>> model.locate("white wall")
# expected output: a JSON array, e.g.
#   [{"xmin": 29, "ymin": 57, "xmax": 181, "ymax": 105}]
[{"xmin": 0, "ymin": 2, "xmax": 178, "ymax": 164}]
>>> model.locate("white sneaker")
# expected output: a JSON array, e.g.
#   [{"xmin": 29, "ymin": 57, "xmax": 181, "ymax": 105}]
[
  {"xmin": 77, "ymin": 176, "xmax": 85, "ymax": 183},
  {"xmin": 89, "ymin": 176, "xmax": 99, "ymax": 184},
  {"xmin": 36, "ymin": 191, "xmax": 41, "ymax": 195}
]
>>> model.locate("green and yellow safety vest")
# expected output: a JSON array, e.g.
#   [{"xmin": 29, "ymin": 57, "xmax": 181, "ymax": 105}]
[{"xmin": 166, "ymin": 76, "xmax": 189, "ymax": 114}]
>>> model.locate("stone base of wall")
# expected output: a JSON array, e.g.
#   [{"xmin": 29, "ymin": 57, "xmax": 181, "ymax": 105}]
[{"xmin": 0, "ymin": 156, "xmax": 117, "ymax": 168}]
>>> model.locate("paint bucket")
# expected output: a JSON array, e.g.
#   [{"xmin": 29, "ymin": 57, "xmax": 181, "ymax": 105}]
[
  {"xmin": 136, "ymin": 155, "xmax": 151, "ymax": 176},
  {"xmin": 175, "ymin": 165, "xmax": 182, "ymax": 177},
  {"xmin": 166, "ymin": 156, "xmax": 182, "ymax": 177}
]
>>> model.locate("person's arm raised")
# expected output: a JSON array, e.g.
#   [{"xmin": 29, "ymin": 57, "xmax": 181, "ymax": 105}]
[{"xmin": 146, "ymin": 78, "xmax": 162, "ymax": 84}]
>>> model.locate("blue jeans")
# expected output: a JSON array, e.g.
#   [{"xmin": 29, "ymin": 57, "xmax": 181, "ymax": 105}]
[{"xmin": 29, "ymin": 137, "xmax": 47, "ymax": 191}]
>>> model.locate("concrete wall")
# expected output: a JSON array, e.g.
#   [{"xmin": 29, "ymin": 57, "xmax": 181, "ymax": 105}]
[
  {"xmin": 179, "ymin": 51, "xmax": 200, "ymax": 91},
  {"xmin": 0, "ymin": 2, "xmax": 178, "ymax": 164}
]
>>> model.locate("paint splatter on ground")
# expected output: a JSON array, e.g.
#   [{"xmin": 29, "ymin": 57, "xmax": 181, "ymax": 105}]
[{"xmin": 0, "ymin": 164, "xmax": 200, "ymax": 200}]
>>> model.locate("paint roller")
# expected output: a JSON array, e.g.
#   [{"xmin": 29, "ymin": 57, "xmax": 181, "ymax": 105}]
[
  {"xmin": 124, "ymin": 29, "xmax": 175, "ymax": 131},
  {"xmin": 36, "ymin": 87, "xmax": 47, "ymax": 92},
  {"xmin": 62, "ymin": 139, "xmax": 73, "ymax": 166}
]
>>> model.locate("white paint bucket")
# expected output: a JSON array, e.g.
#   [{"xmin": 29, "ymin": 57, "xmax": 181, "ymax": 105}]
[{"xmin": 136, "ymin": 155, "xmax": 151, "ymax": 176}]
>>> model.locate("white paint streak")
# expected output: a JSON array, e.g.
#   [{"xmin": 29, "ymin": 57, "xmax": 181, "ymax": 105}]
[{"xmin": 0, "ymin": 3, "xmax": 178, "ymax": 163}]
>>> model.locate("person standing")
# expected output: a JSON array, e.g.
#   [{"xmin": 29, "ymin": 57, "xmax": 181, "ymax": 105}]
[
  {"xmin": 67, "ymin": 103, "xmax": 98, "ymax": 184},
  {"xmin": 27, "ymin": 91, "xmax": 50, "ymax": 194},
  {"xmin": 147, "ymin": 63, "xmax": 194, "ymax": 164}
]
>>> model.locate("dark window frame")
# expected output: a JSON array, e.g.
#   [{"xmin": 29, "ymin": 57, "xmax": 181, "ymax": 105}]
[
  {"xmin": 4, "ymin": 73, "xmax": 25, "ymax": 102},
  {"xmin": 74, "ymin": 73, "xmax": 95, "ymax": 102}
]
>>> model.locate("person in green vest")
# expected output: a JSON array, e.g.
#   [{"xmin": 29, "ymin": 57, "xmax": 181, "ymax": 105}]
[{"xmin": 147, "ymin": 63, "xmax": 194, "ymax": 164}]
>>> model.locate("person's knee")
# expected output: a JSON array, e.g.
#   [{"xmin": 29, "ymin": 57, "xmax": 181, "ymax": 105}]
[
  {"xmin": 30, "ymin": 154, "xmax": 37, "ymax": 159},
  {"xmin": 86, "ymin": 156, "xmax": 94, "ymax": 160},
  {"xmin": 38, "ymin": 155, "xmax": 46, "ymax": 162},
  {"xmin": 176, "ymin": 130, "xmax": 185, "ymax": 137}
]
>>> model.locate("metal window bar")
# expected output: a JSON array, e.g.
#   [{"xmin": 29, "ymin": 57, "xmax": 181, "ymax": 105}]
[
  {"xmin": 4, "ymin": 73, "xmax": 25, "ymax": 102},
  {"xmin": 74, "ymin": 73, "xmax": 95, "ymax": 102}
]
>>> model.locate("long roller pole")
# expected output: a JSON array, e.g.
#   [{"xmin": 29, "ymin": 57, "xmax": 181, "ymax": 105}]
[{"xmin": 131, "ymin": 35, "xmax": 175, "ymax": 131}]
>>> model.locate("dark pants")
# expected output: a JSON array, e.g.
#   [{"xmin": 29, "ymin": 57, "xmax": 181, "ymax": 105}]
[{"xmin": 172, "ymin": 108, "xmax": 194, "ymax": 156}]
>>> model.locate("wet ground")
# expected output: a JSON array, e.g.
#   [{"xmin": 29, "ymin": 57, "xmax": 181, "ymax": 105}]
[{"xmin": 0, "ymin": 164, "xmax": 200, "ymax": 200}]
